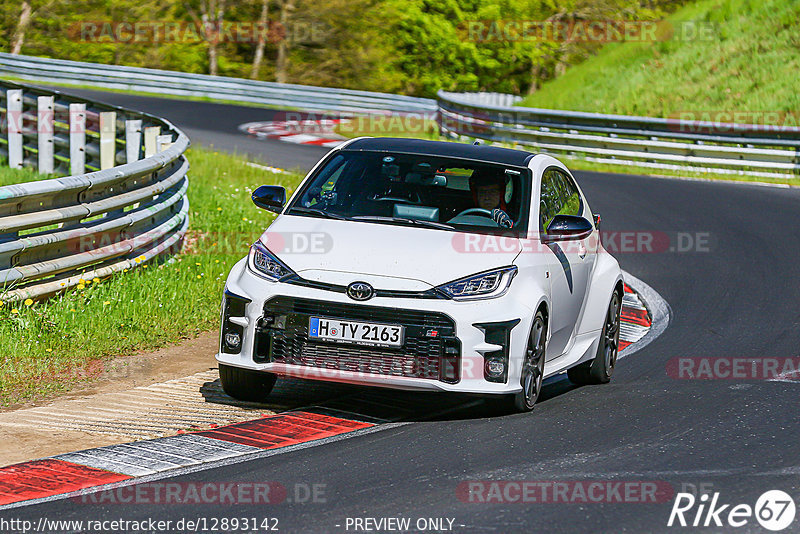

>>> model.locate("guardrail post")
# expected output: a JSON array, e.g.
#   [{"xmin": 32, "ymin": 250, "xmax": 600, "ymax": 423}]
[
  {"xmin": 37, "ymin": 95, "xmax": 54, "ymax": 174},
  {"xmin": 143, "ymin": 126, "xmax": 160, "ymax": 158},
  {"xmin": 69, "ymin": 103, "xmax": 86, "ymax": 175},
  {"xmin": 157, "ymin": 134, "xmax": 173, "ymax": 153},
  {"xmin": 99, "ymin": 111, "xmax": 116, "ymax": 170},
  {"xmin": 7, "ymin": 89, "xmax": 23, "ymax": 169},
  {"xmin": 125, "ymin": 119, "xmax": 142, "ymax": 163}
]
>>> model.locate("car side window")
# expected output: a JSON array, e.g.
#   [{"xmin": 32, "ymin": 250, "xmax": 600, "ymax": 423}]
[
  {"xmin": 540, "ymin": 168, "xmax": 583, "ymax": 233},
  {"xmin": 552, "ymin": 169, "xmax": 581, "ymax": 217},
  {"xmin": 539, "ymin": 169, "xmax": 560, "ymax": 231}
]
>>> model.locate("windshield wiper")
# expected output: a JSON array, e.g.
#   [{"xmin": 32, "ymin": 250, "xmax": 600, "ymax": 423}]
[
  {"xmin": 287, "ymin": 207, "xmax": 349, "ymax": 220},
  {"xmin": 351, "ymin": 215, "xmax": 453, "ymax": 230}
]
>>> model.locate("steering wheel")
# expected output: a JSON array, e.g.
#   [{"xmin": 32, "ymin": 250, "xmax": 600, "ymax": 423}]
[{"xmin": 453, "ymin": 208, "xmax": 495, "ymax": 219}]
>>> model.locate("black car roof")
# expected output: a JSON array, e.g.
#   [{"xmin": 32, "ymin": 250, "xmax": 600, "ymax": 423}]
[{"xmin": 341, "ymin": 137, "xmax": 537, "ymax": 167}]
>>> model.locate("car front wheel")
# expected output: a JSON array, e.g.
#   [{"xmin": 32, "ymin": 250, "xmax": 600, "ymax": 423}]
[
  {"xmin": 513, "ymin": 311, "xmax": 547, "ymax": 412},
  {"xmin": 490, "ymin": 311, "xmax": 547, "ymax": 414},
  {"xmin": 219, "ymin": 363, "xmax": 277, "ymax": 402}
]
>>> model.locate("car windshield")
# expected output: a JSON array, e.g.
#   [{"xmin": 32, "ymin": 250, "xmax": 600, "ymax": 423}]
[{"xmin": 286, "ymin": 150, "xmax": 530, "ymax": 235}]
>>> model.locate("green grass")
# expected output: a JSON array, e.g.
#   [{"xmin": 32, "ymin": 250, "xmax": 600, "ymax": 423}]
[
  {"xmin": 0, "ymin": 148, "xmax": 303, "ymax": 406},
  {"xmin": 518, "ymin": 0, "xmax": 800, "ymax": 119},
  {"xmin": 0, "ymin": 163, "xmax": 50, "ymax": 187}
]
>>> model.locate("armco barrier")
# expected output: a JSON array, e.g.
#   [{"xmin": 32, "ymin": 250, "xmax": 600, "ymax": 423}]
[
  {"xmin": 0, "ymin": 52, "xmax": 436, "ymax": 114},
  {"xmin": 0, "ymin": 80, "xmax": 189, "ymax": 302},
  {"xmin": 437, "ymin": 91, "xmax": 800, "ymax": 179}
]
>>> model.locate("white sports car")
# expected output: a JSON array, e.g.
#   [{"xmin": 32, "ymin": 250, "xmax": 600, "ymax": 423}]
[{"xmin": 217, "ymin": 138, "xmax": 623, "ymax": 412}]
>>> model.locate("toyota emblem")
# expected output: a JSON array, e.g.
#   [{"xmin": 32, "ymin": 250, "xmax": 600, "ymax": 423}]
[{"xmin": 347, "ymin": 282, "xmax": 374, "ymax": 301}]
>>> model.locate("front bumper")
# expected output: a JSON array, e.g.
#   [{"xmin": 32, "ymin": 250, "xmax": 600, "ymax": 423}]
[{"xmin": 216, "ymin": 258, "xmax": 537, "ymax": 394}]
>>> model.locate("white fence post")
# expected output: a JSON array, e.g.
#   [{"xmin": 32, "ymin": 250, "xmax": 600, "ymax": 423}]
[
  {"xmin": 7, "ymin": 89, "xmax": 23, "ymax": 169},
  {"xmin": 69, "ymin": 103, "xmax": 86, "ymax": 175},
  {"xmin": 143, "ymin": 126, "xmax": 160, "ymax": 157},
  {"xmin": 125, "ymin": 119, "xmax": 142, "ymax": 163},
  {"xmin": 37, "ymin": 95, "xmax": 55, "ymax": 174},
  {"xmin": 99, "ymin": 111, "xmax": 116, "ymax": 170}
]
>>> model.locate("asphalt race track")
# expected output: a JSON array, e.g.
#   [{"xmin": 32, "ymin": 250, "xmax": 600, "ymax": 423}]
[
  {"xmin": 33, "ymin": 86, "xmax": 331, "ymax": 172},
  {"xmin": 5, "ymin": 90, "xmax": 800, "ymax": 532}
]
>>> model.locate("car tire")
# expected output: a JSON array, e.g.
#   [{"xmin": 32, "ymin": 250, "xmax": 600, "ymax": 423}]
[
  {"xmin": 219, "ymin": 363, "xmax": 277, "ymax": 402},
  {"xmin": 490, "ymin": 311, "xmax": 547, "ymax": 414},
  {"xmin": 567, "ymin": 289, "xmax": 621, "ymax": 385}
]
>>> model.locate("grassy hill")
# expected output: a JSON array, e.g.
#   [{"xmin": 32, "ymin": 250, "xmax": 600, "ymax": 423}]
[{"xmin": 518, "ymin": 0, "xmax": 800, "ymax": 120}]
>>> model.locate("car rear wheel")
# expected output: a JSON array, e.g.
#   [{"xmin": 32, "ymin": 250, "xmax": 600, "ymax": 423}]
[
  {"xmin": 567, "ymin": 290, "xmax": 621, "ymax": 385},
  {"xmin": 219, "ymin": 363, "xmax": 277, "ymax": 402}
]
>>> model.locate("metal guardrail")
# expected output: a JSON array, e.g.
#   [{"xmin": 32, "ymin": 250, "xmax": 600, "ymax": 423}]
[
  {"xmin": 438, "ymin": 91, "xmax": 800, "ymax": 179},
  {"xmin": 0, "ymin": 80, "xmax": 190, "ymax": 302},
  {"xmin": 442, "ymin": 92, "xmax": 522, "ymax": 108},
  {"xmin": 0, "ymin": 52, "xmax": 437, "ymax": 114}
]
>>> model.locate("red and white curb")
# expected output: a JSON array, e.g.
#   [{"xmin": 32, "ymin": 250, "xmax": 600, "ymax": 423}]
[
  {"xmin": 619, "ymin": 271, "xmax": 671, "ymax": 358},
  {"xmin": 619, "ymin": 283, "xmax": 652, "ymax": 352},
  {"xmin": 239, "ymin": 120, "xmax": 346, "ymax": 147},
  {"xmin": 0, "ymin": 409, "xmax": 375, "ymax": 507}
]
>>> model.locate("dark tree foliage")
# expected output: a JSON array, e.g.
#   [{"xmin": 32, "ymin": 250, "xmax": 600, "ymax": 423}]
[{"xmin": 0, "ymin": 0, "xmax": 690, "ymax": 96}]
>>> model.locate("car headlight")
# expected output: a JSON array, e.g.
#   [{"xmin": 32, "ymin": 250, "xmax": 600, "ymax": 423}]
[
  {"xmin": 248, "ymin": 240, "xmax": 294, "ymax": 281},
  {"xmin": 437, "ymin": 266, "xmax": 518, "ymax": 300}
]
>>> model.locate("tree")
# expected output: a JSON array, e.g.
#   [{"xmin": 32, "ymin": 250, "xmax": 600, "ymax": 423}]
[
  {"xmin": 184, "ymin": 0, "xmax": 227, "ymax": 76},
  {"xmin": 10, "ymin": 0, "xmax": 31, "ymax": 54},
  {"xmin": 274, "ymin": 0, "xmax": 294, "ymax": 83},
  {"xmin": 250, "ymin": 0, "xmax": 269, "ymax": 79}
]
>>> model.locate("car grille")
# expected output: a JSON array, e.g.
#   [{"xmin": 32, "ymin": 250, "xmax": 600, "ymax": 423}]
[{"xmin": 255, "ymin": 296, "xmax": 460, "ymax": 383}]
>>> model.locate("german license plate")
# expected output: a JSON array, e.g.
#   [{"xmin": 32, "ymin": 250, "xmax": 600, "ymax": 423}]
[{"xmin": 308, "ymin": 317, "xmax": 404, "ymax": 347}]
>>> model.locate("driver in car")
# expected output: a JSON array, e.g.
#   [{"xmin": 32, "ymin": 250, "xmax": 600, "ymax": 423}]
[{"xmin": 470, "ymin": 171, "xmax": 514, "ymax": 228}]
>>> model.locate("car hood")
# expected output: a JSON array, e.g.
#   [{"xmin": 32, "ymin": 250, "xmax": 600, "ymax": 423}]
[{"xmin": 258, "ymin": 215, "xmax": 522, "ymax": 290}]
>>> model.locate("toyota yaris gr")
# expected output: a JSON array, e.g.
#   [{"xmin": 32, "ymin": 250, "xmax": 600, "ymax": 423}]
[{"xmin": 217, "ymin": 138, "xmax": 623, "ymax": 412}]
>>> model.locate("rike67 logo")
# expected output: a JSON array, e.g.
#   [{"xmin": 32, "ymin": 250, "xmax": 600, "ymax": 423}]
[{"xmin": 668, "ymin": 490, "xmax": 796, "ymax": 531}]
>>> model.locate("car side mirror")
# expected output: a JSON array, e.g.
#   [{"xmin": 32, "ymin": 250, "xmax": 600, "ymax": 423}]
[
  {"xmin": 544, "ymin": 214, "xmax": 593, "ymax": 242},
  {"xmin": 252, "ymin": 185, "xmax": 286, "ymax": 214}
]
